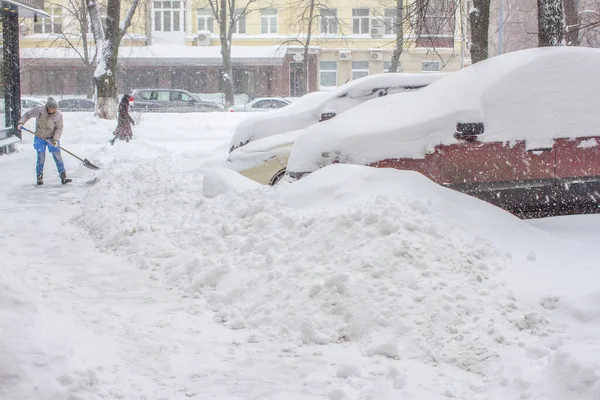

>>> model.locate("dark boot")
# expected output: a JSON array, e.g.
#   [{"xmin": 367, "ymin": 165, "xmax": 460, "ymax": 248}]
[
  {"xmin": 37, "ymin": 174, "xmax": 43, "ymax": 185},
  {"xmin": 60, "ymin": 172, "xmax": 72, "ymax": 185}
]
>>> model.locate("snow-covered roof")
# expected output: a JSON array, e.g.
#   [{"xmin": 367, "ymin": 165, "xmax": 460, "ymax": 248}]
[
  {"xmin": 20, "ymin": 45, "xmax": 288, "ymax": 66},
  {"xmin": 229, "ymin": 72, "xmax": 448, "ymax": 151},
  {"xmin": 286, "ymin": 47, "xmax": 600, "ymax": 174}
]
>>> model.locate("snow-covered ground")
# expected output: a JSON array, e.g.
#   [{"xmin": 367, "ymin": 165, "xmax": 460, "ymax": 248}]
[{"xmin": 2, "ymin": 112, "xmax": 600, "ymax": 399}]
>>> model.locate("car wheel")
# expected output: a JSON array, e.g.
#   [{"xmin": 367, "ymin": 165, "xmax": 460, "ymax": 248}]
[{"xmin": 269, "ymin": 169, "xmax": 286, "ymax": 186}]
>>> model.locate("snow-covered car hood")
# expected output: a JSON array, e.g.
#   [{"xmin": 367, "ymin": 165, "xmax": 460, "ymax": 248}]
[
  {"xmin": 226, "ymin": 129, "xmax": 305, "ymax": 172},
  {"xmin": 229, "ymin": 73, "xmax": 449, "ymax": 152},
  {"xmin": 286, "ymin": 47, "xmax": 600, "ymax": 175}
]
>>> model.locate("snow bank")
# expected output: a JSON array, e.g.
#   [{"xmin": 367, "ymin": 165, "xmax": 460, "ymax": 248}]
[
  {"xmin": 73, "ymin": 160, "xmax": 593, "ymax": 398},
  {"xmin": 287, "ymin": 47, "xmax": 600, "ymax": 174},
  {"xmin": 203, "ymin": 168, "xmax": 261, "ymax": 198}
]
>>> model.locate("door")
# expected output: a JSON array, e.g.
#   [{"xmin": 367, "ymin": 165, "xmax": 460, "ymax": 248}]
[
  {"xmin": 555, "ymin": 137, "xmax": 600, "ymax": 211},
  {"xmin": 440, "ymin": 137, "xmax": 556, "ymax": 213},
  {"xmin": 152, "ymin": 0, "xmax": 186, "ymax": 45}
]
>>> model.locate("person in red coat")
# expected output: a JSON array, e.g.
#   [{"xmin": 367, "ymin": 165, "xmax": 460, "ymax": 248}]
[{"xmin": 110, "ymin": 94, "xmax": 135, "ymax": 145}]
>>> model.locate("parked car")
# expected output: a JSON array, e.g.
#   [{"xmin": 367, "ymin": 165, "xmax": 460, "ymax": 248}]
[
  {"xmin": 226, "ymin": 73, "xmax": 448, "ymax": 185},
  {"xmin": 21, "ymin": 97, "xmax": 45, "ymax": 110},
  {"xmin": 130, "ymin": 89, "xmax": 226, "ymax": 112},
  {"xmin": 229, "ymin": 97, "xmax": 292, "ymax": 112},
  {"xmin": 58, "ymin": 98, "xmax": 95, "ymax": 112},
  {"xmin": 285, "ymin": 47, "xmax": 600, "ymax": 216}
]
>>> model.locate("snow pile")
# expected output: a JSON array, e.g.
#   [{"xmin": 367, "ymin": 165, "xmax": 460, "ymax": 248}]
[
  {"xmin": 73, "ymin": 162, "xmax": 585, "ymax": 397},
  {"xmin": 203, "ymin": 168, "xmax": 261, "ymax": 198},
  {"xmin": 287, "ymin": 47, "xmax": 600, "ymax": 174}
]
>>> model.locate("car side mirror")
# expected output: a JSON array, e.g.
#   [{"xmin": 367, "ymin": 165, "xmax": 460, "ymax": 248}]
[
  {"xmin": 454, "ymin": 122, "xmax": 484, "ymax": 141},
  {"xmin": 319, "ymin": 111, "xmax": 336, "ymax": 122}
]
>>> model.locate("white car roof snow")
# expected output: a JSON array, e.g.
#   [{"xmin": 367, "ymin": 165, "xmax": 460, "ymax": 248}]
[{"xmin": 229, "ymin": 72, "xmax": 448, "ymax": 151}]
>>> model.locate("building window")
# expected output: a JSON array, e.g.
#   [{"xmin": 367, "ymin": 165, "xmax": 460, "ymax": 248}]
[
  {"xmin": 34, "ymin": 7, "xmax": 62, "ymax": 34},
  {"xmin": 154, "ymin": 0, "xmax": 185, "ymax": 32},
  {"xmin": 412, "ymin": 0, "xmax": 456, "ymax": 47},
  {"xmin": 352, "ymin": 8, "xmax": 370, "ymax": 34},
  {"xmin": 384, "ymin": 8, "xmax": 398, "ymax": 35},
  {"xmin": 422, "ymin": 61, "xmax": 441, "ymax": 71},
  {"xmin": 320, "ymin": 8, "xmax": 337, "ymax": 34},
  {"xmin": 197, "ymin": 8, "xmax": 214, "ymax": 32},
  {"xmin": 384, "ymin": 61, "xmax": 402, "ymax": 72},
  {"xmin": 319, "ymin": 61, "xmax": 337, "ymax": 87},
  {"xmin": 352, "ymin": 61, "xmax": 369, "ymax": 80},
  {"xmin": 261, "ymin": 9, "xmax": 278, "ymax": 34},
  {"xmin": 233, "ymin": 9, "xmax": 246, "ymax": 34}
]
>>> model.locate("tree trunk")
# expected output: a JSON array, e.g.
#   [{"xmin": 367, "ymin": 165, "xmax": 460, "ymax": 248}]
[
  {"xmin": 563, "ymin": 0, "xmax": 580, "ymax": 46},
  {"xmin": 469, "ymin": 0, "xmax": 491, "ymax": 64},
  {"xmin": 537, "ymin": 0, "xmax": 564, "ymax": 46},
  {"xmin": 388, "ymin": 0, "xmax": 404, "ymax": 72},
  {"xmin": 86, "ymin": 65, "xmax": 95, "ymax": 99},
  {"xmin": 298, "ymin": 0, "xmax": 315, "ymax": 95},
  {"xmin": 218, "ymin": 0, "xmax": 235, "ymax": 107}
]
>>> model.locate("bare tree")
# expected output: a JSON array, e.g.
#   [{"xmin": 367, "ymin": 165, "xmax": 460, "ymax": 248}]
[
  {"xmin": 44, "ymin": 0, "xmax": 98, "ymax": 98},
  {"xmin": 202, "ymin": 0, "xmax": 260, "ymax": 107},
  {"xmin": 537, "ymin": 0, "xmax": 563, "ymax": 46},
  {"xmin": 469, "ymin": 0, "xmax": 491, "ymax": 63},
  {"xmin": 281, "ymin": 0, "xmax": 345, "ymax": 95},
  {"xmin": 88, "ymin": 0, "xmax": 142, "ymax": 119}
]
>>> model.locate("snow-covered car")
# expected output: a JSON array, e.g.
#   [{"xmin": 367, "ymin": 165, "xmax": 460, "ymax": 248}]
[
  {"xmin": 228, "ymin": 97, "xmax": 291, "ymax": 112},
  {"xmin": 285, "ymin": 47, "xmax": 600, "ymax": 216},
  {"xmin": 21, "ymin": 97, "xmax": 45, "ymax": 110},
  {"xmin": 226, "ymin": 73, "xmax": 448, "ymax": 185}
]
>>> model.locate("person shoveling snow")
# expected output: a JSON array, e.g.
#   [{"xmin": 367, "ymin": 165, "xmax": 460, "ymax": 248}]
[
  {"xmin": 18, "ymin": 97, "xmax": 72, "ymax": 186},
  {"xmin": 110, "ymin": 94, "xmax": 135, "ymax": 145}
]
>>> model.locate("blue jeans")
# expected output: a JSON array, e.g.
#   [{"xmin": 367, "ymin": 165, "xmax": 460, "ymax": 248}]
[{"xmin": 34, "ymin": 136, "xmax": 65, "ymax": 175}]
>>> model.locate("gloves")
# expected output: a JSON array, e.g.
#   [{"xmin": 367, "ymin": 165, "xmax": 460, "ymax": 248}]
[
  {"xmin": 48, "ymin": 138, "xmax": 57, "ymax": 146},
  {"xmin": 17, "ymin": 124, "xmax": 23, "ymax": 130}
]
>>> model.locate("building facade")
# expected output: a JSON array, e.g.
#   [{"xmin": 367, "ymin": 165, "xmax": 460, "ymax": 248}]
[{"xmin": 16, "ymin": 0, "xmax": 469, "ymax": 98}]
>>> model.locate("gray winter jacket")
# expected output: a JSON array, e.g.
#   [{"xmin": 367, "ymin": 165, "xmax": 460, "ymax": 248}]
[{"xmin": 19, "ymin": 106, "xmax": 64, "ymax": 140}]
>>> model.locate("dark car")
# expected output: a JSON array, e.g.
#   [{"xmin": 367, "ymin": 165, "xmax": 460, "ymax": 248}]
[
  {"xmin": 130, "ymin": 89, "xmax": 225, "ymax": 113},
  {"xmin": 58, "ymin": 98, "xmax": 95, "ymax": 112}
]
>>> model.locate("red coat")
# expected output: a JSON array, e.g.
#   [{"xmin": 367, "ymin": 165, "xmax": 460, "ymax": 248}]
[{"xmin": 114, "ymin": 101, "xmax": 134, "ymax": 140}]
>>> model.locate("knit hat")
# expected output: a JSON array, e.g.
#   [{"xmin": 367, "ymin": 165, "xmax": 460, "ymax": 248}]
[{"xmin": 46, "ymin": 97, "xmax": 58, "ymax": 109}]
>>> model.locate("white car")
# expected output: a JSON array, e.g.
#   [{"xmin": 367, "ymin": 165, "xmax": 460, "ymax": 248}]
[
  {"xmin": 229, "ymin": 97, "xmax": 291, "ymax": 112},
  {"xmin": 21, "ymin": 97, "xmax": 46, "ymax": 110},
  {"xmin": 226, "ymin": 73, "xmax": 448, "ymax": 185}
]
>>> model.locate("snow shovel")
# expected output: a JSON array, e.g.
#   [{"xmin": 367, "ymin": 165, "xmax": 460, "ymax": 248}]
[{"xmin": 20, "ymin": 127, "xmax": 100, "ymax": 170}]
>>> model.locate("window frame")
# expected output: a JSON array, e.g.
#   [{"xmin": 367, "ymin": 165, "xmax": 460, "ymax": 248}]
[
  {"xmin": 319, "ymin": 60, "xmax": 337, "ymax": 88},
  {"xmin": 260, "ymin": 9, "xmax": 278, "ymax": 34},
  {"xmin": 232, "ymin": 9, "xmax": 247, "ymax": 34},
  {"xmin": 422, "ymin": 60, "xmax": 441, "ymax": 72},
  {"xmin": 153, "ymin": 0, "xmax": 185, "ymax": 33},
  {"xmin": 352, "ymin": 8, "xmax": 370, "ymax": 34},
  {"xmin": 320, "ymin": 8, "xmax": 338, "ymax": 34},
  {"xmin": 384, "ymin": 8, "xmax": 398, "ymax": 35},
  {"xmin": 197, "ymin": 8, "xmax": 214, "ymax": 32},
  {"xmin": 34, "ymin": 7, "xmax": 62, "ymax": 34},
  {"xmin": 351, "ymin": 61, "xmax": 370, "ymax": 80}
]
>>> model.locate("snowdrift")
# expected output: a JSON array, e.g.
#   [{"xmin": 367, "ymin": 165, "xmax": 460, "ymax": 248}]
[{"xmin": 73, "ymin": 161, "xmax": 600, "ymax": 399}]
